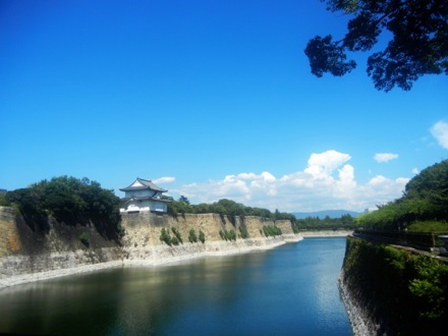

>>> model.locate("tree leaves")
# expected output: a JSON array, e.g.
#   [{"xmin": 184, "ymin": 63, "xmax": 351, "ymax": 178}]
[
  {"xmin": 5, "ymin": 176, "xmax": 121, "ymax": 235},
  {"xmin": 356, "ymin": 160, "xmax": 448, "ymax": 230},
  {"xmin": 306, "ymin": 0, "xmax": 448, "ymax": 91},
  {"xmin": 304, "ymin": 35, "xmax": 357, "ymax": 77}
]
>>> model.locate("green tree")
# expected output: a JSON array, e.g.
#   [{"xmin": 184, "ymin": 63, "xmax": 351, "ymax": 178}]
[
  {"xmin": 305, "ymin": 0, "xmax": 448, "ymax": 91},
  {"xmin": 198, "ymin": 230, "xmax": 206, "ymax": 243},
  {"xmin": 179, "ymin": 195, "xmax": 190, "ymax": 205},
  {"xmin": 5, "ymin": 176, "xmax": 121, "ymax": 236},
  {"xmin": 160, "ymin": 228, "xmax": 172, "ymax": 246},
  {"xmin": 356, "ymin": 160, "xmax": 448, "ymax": 231},
  {"xmin": 188, "ymin": 229, "xmax": 198, "ymax": 243}
]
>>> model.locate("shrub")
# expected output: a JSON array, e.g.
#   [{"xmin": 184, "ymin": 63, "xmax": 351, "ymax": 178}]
[
  {"xmin": 170, "ymin": 236, "xmax": 180, "ymax": 245},
  {"xmin": 262, "ymin": 225, "xmax": 282, "ymax": 237},
  {"xmin": 188, "ymin": 229, "xmax": 198, "ymax": 243},
  {"xmin": 171, "ymin": 227, "xmax": 183, "ymax": 244},
  {"xmin": 199, "ymin": 230, "xmax": 205, "ymax": 243},
  {"xmin": 220, "ymin": 229, "xmax": 237, "ymax": 241},
  {"xmin": 160, "ymin": 228, "xmax": 172, "ymax": 246},
  {"xmin": 80, "ymin": 232, "xmax": 90, "ymax": 246},
  {"xmin": 227, "ymin": 229, "xmax": 237, "ymax": 241},
  {"xmin": 239, "ymin": 226, "xmax": 249, "ymax": 239}
]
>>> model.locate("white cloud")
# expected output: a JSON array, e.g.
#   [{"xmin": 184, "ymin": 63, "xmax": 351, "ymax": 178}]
[
  {"xmin": 305, "ymin": 150, "xmax": 351, "ymax": 178},
  {"xmin": 430, "ymin": 121, "xmax": 448, "ymax": 149},
  {"xmin": 412, "ymin": 168, "xmax": 419, "ymax": 175},
  {"xmin": 374, "ymin": 153, "xmax": 399, "ymax": 163},
  {"xmin": 172, "ymin": 150, "xmax": 410, "ymax": 212},
  {"xmin": 153, "ymin": 176, "xmax": 175, "ymax": 184}
]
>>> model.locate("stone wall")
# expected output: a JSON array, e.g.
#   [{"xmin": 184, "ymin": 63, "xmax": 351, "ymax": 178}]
[
  {"xmin": 0, "ymin": 207, "xmax": 124, "ymax": 279},
  {"xmin": 0, "ymin": 207, "xmax": 299, "ymax": 284},
  {"xmin": 339, "ymin": 236, "xmax": 448, "ymax": 335},
  {"xmin": 119, "ymin": 212, "xmax": 293, "ymax": 248},
  {"xmin": 0, "ymin": 207, "xmax": 21, "ymax": 258}
]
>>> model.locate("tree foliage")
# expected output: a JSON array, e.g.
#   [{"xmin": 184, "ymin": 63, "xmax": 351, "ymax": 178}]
[
  {"xmin": 188, "ymin": 229, "xmax": 198, "ymax": 243},
  {"xmin": 292, "ymin": 213, "xmax": 357, "ymax": 232},
  {"xmin": 344, "ymin": 238, "xmax": 448, "ymax": 334},
  {"xmin": 305, "ymin": 0, "xmax": 448, "ymax": 91},
  {"xmin": 3, "ymin": 176, "xmax": 121, "ymax": 236},
  {"xmin": 167, "ymin": 197, "xmax": 295, "ymax": 221},
  {"xmin": 262, "ymin": 225, "xmax": 282, "ymax": 237},
  {"xmin": 356, "ymin": 160, "xmax": 448, "ymax": 231}
]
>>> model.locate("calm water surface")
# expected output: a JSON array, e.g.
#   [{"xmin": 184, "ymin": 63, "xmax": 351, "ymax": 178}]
[{"xmin": 0, "ymin": 238, "xmax": 352, "ymax": 335}]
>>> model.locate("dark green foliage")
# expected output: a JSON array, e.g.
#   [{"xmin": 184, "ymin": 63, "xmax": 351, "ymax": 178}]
[
  {"xmin": 165, "ymin": 195, "xmax": 193, "ymax": 217},
  {"xmin": 305, "ymin": 34, "xmax": 356, "ymax": 77},
  {"xmin": 343, "ymin": 237, "xmax": 448, "ymax": 334},
  {"xmin": 198, "ymin": 230, "xmax": 205, "ymax": 244},
  {"xmin": 79, "ymin": 232, "xmax": 90, "ymax": 246},
  {"xmin": 160, "ymin": 228, "xmax": 172, "ymax": 246},
  {"xmin": 4, "ymin": 176, "xmax": 121, "ymax": 237},
  {"xmin": 0, "ymin": 192, "xmax": 9, "ymax": 206},
  {"xmin": 262, "ymin": 225, "xmax": 282, "ymax": 237},
  {"xmin": 227, "ymin": 229, "xmax": 237, "ymax": 241},
  {"xmin": 219, "ymin": 229, "xmax": 237, "ymax": 241},
  {"xmin": 305, "ymin": 0, "xmax": 448, "ymax": 91},
  {"xmin": 160, "ymin": 227, "xmax": 183, "ymax": 246},
  {"xmin": 171, "ymin": 227, "xmax": 183, "ymax": 244},
  {"xmin": 179, "ymin": 195, "xmax": 190, "ymax": 204},
  {"xmin": 167, "ymin": 198, "xmax": 294, "ymax": 221},
  {"xmin": 4, "ymin": 188, "xmax": 49, "ymax": 231},
  {"xmin": 239, "ymin": 226, "xmax": 249, "ymax": 239},
  {"xmin": 292, "ymin": 213, "xmax": 357, "ymax": 232},
  {"xmin": 357, "ymin": 160, "xmax": 448, "ymax": 231},
  {"xmin": 188, "ymin": 229, "xmax": 198, "ymax": 243},
  {"xmin": 407, "ymin": 221, "xmax": 448, "ymax": 233},
  {"xmin": 170, "ymin": 236, "xmax": 180, "ymax": 246}
]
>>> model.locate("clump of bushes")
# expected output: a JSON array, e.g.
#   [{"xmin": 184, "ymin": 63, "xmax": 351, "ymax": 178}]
[
  {"xmin": 199, "ymin": 230, "xmax": 205, "ymax": 243},
  {"xmin": 171, "ymin": 227, "xmax": 183, "ymax": 244},
  {"xmin": 188, "ymin": 229, "xmax": 206, "ymax": 243},
  {"xmin": 220, "ymin": 229, "xmax": 237, "ymax": 241},
  {"xmin": 160, "ymin": 228, "xmax": 172, "ymax": 246},
  {"xmin": 262, "ymin": 225, "xmax": 282, "ymax": 237},
  {"xmin": 188, "ymin": 229, "xmax": 198, "ymax": 243},
  {"xmin": 160, "ymin": 227, "xmax": 183, "ymax": 246},
  {"xmin": 79, "ymin": 232, "xmax": 90, "ymax": 246},
  {"xmin": 239, "ymin": 226, "xmax": 249, "ymax": 239},
  {"xmin": 343, "ymin": 237, "xmax": 448, "ymax": 334}
]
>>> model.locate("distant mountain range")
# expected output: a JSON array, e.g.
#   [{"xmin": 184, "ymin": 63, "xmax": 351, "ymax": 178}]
[{"xmin": 291, "ymin": 210, "xmax": 363, "ymax": 219}]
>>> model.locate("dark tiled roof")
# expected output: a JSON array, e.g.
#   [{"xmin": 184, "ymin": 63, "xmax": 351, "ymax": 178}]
[{"xmin": 119, "ymin": 178, "xmax": 168, "ymax": 192}]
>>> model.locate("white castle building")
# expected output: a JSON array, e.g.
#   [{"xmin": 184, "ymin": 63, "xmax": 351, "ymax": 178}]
[{"xmin": 119, "ymin": 178, "xmax": 170, "ymax": 213}]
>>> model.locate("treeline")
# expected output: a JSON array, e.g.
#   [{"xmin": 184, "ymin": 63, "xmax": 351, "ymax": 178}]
[
  {"xmin": 356, "ymin": 160, "xmax": 448, "ymax": 232},
  {"xmin": 292, "ymin": 214, "xmax": 358, "ymax": 232},
  {"xmin": 0, "ymin": 176, "xmax": 362, "ymax": 234},
  {"xmin": 166, "ymin": 197, "xmax": 295, "ymax": 221},
  {"xmin": 167, "ymin": 196, "xmax": 357, "ymax": 232},
  {"xmin": 0, "ymin": 176, "xmax": 122, "ymax": 237}
]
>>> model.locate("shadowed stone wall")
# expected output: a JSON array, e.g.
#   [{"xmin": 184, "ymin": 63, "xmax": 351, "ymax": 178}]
[{"xmin": 0, "ymin": 207, "xmax": 296, "ymax": 281}]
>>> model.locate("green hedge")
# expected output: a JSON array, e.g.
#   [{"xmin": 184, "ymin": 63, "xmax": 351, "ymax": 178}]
[{"xmin": 343, "ymin": 237, "xmax": 448, "ymax": 335}]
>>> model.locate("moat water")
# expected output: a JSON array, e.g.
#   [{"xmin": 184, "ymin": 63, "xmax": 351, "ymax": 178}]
[{"xmin": 0, "ymin": 238, "xmax": 352, "ymax": 335}]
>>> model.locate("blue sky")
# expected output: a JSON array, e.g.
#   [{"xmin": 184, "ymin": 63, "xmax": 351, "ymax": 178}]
[{"xmin": 1, "ymin": 0, "xmax": 447, "ymax": 212}]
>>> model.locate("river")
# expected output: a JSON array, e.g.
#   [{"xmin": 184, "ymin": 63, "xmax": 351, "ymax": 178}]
[{"xmin": 0, "ymin": 237, "xmax": 351, "ymax": 335}]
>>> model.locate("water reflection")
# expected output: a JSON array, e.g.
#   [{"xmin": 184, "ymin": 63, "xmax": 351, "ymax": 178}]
[{"xmin": 0, "ymin": 239, "xmax": 351, "ymax": 336}]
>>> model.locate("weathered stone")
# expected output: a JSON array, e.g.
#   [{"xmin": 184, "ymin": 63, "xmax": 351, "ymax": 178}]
[{"xmin": 0, "ymin": 206, "xmax": 302, "ymax": 289}]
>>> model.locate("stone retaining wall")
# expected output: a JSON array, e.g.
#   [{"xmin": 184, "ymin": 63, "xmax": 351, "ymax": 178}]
[
  {"xmin": 0, "ymin": 207, "xmax": 299, "ymax": 285},
  {"xmin": 0, "ymin": 207, "xmax": 21, "ymax": 258}
]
